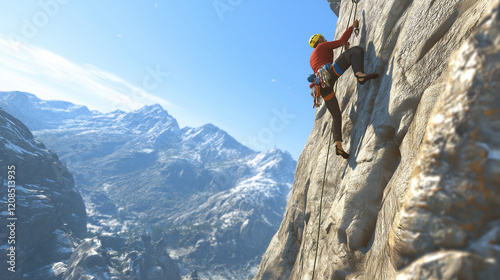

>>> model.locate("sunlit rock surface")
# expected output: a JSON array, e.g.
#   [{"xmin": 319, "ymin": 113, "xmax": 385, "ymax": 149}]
[{"xmin": 255, "ymin": 0, "xmax": 498, "ymax": 279}]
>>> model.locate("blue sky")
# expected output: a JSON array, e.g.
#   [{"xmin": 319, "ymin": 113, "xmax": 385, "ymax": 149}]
[{"xmin": 0, "ymin": 1, "xmax": 339, "ymax": 159}]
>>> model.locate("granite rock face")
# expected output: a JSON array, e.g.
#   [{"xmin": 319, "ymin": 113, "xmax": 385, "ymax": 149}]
[
  {"xmin": 255, "ymin": 0, "xmax": 498, "ymax": 279},
  {"xmin": 393, "ymin": 2, "xmax": 500, "ymax": 278},
  {"xmin": 327, "ymin": 0, "xmax": 340, "ymax": 17}
]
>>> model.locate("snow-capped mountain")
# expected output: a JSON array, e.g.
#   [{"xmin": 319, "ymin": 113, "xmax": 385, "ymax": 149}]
[
  {"xmin": 0, "ymin": 105, "xmax": 183, "ymax": 280},
  {"xmin": 0, "ymin": 91, "xmax": 94, "ymax": 131},
  {"xmin": 0, "ymin": 91, "xmax": 297, "ymax": 279}
]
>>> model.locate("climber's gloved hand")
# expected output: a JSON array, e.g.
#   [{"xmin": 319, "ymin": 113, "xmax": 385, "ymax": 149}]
[
  {"xmin": 352, "ymin": 20, "xmax": 359, "ymax": 28},
  {"xmin": 344, "ymin": 42, "xmax": 350, "ymax": 51}
]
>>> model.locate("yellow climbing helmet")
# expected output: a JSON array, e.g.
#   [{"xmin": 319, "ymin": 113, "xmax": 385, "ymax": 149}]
[{"xmin": 309, "ymin": 34, "xmax": 323, "ymax": 48}]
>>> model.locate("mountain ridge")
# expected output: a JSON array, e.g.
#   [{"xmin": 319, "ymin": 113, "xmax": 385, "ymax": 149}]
[{"xmin": 0, "ymin": 91, "xmax": 296, "ymax": 279}]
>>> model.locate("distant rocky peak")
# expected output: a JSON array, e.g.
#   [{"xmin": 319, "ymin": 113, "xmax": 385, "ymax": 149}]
[
  {"xmin": 248, "ymin": 149, "xmax": 295, "ymax": 178},
  {"xmin": 120, "ymin": 104, "xmax": 179, "ymax": 133},
  {"xmin": 135, "ymin": 103, "xmax": 167, "ymax": 114},
  {"xmin": 182, "ymin": 124, "xmax": 254, "ymax": 156},
  {"xmin": 0, "ymin": 91, "xmax": 93, "ymax": 130},
  {"xmin": 0, "ymin": 90, "xmax": 37, "ymax": 101},
  {"xmin": 183, "ymin": 124, "xmax": 225, "ymax": 141},
  {"xmin": 250, "ymin": 149, "xmax": 287, "ymax": 165},
  {"xmin": 0, "ymin": 90, "xmax": 33, "ymax": 106},
  {"xmin": 1, "ymin": 91, "xmax": 91, "ymax": 114}
]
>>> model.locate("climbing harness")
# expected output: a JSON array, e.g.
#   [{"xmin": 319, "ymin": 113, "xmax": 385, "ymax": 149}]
[
  {"xmin": 311, "ymin": 61, "xmax": 344, "ymax": 108},
  {"xmin": 310, "ymin": 1, "xmax": 358, "ymax": 279},
  {"xmin": 317, "ymin": 64, "xmax": 332, "ymax": 88},
  {"xmin": 316, "ymin": 61, "xmax": 344, "ymax": 90}
]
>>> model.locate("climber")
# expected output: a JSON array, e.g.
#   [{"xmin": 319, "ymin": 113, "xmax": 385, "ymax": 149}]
[{"xmin": 309, "ymin": 19, "xmax": 379, "ymax": 159}]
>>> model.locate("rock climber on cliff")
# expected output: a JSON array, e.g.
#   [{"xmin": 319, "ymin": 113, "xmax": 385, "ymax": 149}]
[{"xmin": 309, "ymin": 19, "xmax": 379, "ymax": 159}]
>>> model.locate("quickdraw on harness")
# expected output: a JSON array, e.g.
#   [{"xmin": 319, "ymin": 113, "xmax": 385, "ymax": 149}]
[
  {"xmin": 310, "ymin": 1, "xmax": 358, "ymax": 280},
  {"xmin": 310, "ymin": 83, "xmax": 321, "ymax": 108},
  {"xmin": 310, "ymin": 62, "xmax": 344, "ymax": 108}
]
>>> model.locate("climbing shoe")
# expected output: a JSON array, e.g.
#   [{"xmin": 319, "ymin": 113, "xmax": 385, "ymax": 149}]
[
  {"xmin": 335, "ymin": 145, "xmax": 350, "ymax": 159},
  {"xmin": 355, "ymin": 73, "xmax": 379, "ymax": 85}
]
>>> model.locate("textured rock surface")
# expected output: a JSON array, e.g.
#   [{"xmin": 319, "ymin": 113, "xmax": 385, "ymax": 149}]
[
  {"xmin": 393, "ymin": 2, "xmax": 500, "ymax": 278},
  {"xmin": 327, "ymin": 0, "xmax": 340, "ymax": 17},
  {"xmin": 64, "ymin": 235, "xmax": 181, "ymax": 280},
  {"xmin": 0, "ymin": 108, "xmax": 87, "ymax": 279},
  {"xmin": 255, "ymin": 0, "xmax": 498, "ymax": 279}
]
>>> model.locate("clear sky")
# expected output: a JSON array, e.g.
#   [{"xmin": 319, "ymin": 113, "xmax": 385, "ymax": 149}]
[{"xmin": 0, "ymin": 1, "xmax": 340, "ymax": 160}]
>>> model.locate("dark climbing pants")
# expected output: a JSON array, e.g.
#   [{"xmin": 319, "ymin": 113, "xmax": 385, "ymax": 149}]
[
  {"xmin": 335, "ymin": 46, "xmax": 365, "ymax": 74},
  {"xmin": 318, "ymin": 46, "xmax": 365, "ymax": 142}
]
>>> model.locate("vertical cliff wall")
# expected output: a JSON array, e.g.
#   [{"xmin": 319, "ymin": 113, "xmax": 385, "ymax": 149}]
[{"xmin": 255, "ymin": 0, "xmax": 499, "ymax": 279}]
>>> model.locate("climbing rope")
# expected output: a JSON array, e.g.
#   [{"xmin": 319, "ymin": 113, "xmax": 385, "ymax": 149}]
[
  {"xmin": 311, "ymin": 125, "xmax": 332, "ymax": 280},
  {"xmin": 311, "ymin": 1, "xmax": 358, "ymax": 279}
]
